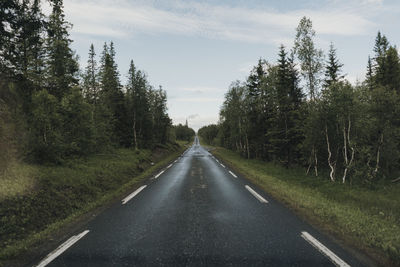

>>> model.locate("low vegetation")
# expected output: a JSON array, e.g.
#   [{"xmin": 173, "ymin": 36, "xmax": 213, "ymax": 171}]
[{"xmin": 212, "ymin": 147, "xmax": 400, "ymax": 265}]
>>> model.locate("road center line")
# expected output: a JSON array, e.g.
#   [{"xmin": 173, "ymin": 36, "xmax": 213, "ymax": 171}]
[
  {"xmin": 36, "ymin": 230, "xmax": 89, "ymax": 267},
  {"xmin": 122, "ymin": 185, "xmax": 147, "ymax": 205},
  {"xmin": 301, "ymin": 231, "xmax": 350, "ymax": 267},
  {"xmin": 245, "ymin": 185, "xmax": 268, "ymax": 203},
  {"xmin": 154, "ymin": 170, "xmax": 165, "ymax": 179},
  {"xmin": 229, "ymin": 170, "xmax": 238, "ymax": 178}
]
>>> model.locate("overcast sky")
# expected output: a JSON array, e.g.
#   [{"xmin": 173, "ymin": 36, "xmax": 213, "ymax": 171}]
[{"xmin": 49, "ymin": 0, "xmax": 400, "ymax": 131}]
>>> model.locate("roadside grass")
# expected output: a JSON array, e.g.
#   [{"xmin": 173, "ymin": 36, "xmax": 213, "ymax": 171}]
[
  {"xmin": 211, "ymin": 147, "xmax": 400, "ymax": 266},
  {"xmin": 176, "ymin": 139, "xmax": 193, "ymax": 147},
  {"xmin": 0, "ymin": 161, "xmax": 37, "ymax": 201},
  {"xmin": 0, "ymin": 143, "xmax": 184, "ymax": 266}
]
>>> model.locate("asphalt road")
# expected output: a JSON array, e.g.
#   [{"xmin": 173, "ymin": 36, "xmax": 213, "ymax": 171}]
[{"xmin": 35, "ymin": 137, "xmax": 365, "ymax": 266}]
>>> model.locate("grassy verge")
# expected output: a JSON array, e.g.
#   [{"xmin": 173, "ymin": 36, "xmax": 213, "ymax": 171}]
[
  {"xmin": 0, "ymin": 143, "xmax": 184, "ymax": 266},
  {"xmin": 211, "ymin": 146, "xmax": 400, "ymax": 266}
]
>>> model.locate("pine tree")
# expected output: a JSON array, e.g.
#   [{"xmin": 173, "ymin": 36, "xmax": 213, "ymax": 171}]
[
  {"xmin": 151, "ymin": 86, "xmax": 170, "ymax": 144},
  {"xmin": 324, "ymin": 43, "xmax": 344, "ymax": 88},
  {"xmin": 83, "ymin": 44, "xmax": 99, "ymax": 104},
  {"xmin": 98, "ymin": 42, "xmax": 127, "ymax": 146},
  {"xmin": 382, "ymin": 46, "xmax": 400, "ymax": 92},
  {"xmin": 126, "ymin": 60, "xmax": 138, "ymax": 149},
  {"xmin": 246, "ymin": 59, "xmax": 267, "ymax": 158},
  {"xmin": 373, "ymin": 31, "xmax": 389, "ymax": 86},
  {"xmin": 44, "ymin": 0, "xmax": 79, "ymax": 100},
  {"xmin": 270, "ymin": 45, "xmax": 304, "ymax": 166},
  {"xmin": 0, "ymin": 0, "xmax": 18, "ymax": 77},
  {"xmin": 365, "ymin": 56, "xmax": 374, "ymax": 90}
]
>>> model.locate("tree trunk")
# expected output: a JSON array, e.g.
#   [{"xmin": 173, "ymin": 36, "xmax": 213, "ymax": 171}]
[
  {"xmin": 325, "ymin": 124, "xmax": 335, "ymax": 181},
  {"xmin": 314, "ymin": 148, "xmax": 318, "ymax": 177},
  {"xmin": 246, "ymin": 134, "xmax": 250, "ymax": 159},
  {"xmin": 133, "ymin": 112, "xmax": 138, "ymax": 150},
  {"xmin": 342, "ymin": 117, "xmax": 355, "ymax": 183},
  {"xmin": 374, "ymin": 133, "xmax": 384, "ymax": 177},
  {"xmin": 306, "ymin": 147, "xmax": 313, "ymax": 175}
]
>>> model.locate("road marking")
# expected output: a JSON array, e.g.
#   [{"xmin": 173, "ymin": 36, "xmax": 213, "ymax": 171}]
[
  {"xmin": 154, "ymin": 170, "xmax": 165, "ymax": 179},
  {"xmin": 215, "ymin": 159, "xmax": 220, "ymax": 163},
  {"xmin": 167, "ymin": 164, "xmax": 173, "ymax": 169},
  {"xmin": 301, "ymin": 231, "xmax": 350, "ymax": 267},
  {"xmin": 229, "ymin": 171, "xmax": 238, "ymax": 178},
  {"xmin": 122, "ymin": 185, "xmax": 147, "ymax": 205},
  {"xmin": 245, "ymin": 185, "xmax": 268, "ymax": 203},
  {"xmin": 220, "ymin": 163, "xmax": 225, "ymax": 168},
  {"xmin": 36, "ymin": 230, "xmax": 89, "ymax": 267}
]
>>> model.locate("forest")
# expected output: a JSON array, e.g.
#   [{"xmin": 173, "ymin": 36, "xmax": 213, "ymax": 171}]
[
  {"xmin": 199, "ymin": 17, "xmax": 400, "ymax": 185},
  {"xmin": 0, "ymin": 0, "xmax": 188, "ymax": 169}
]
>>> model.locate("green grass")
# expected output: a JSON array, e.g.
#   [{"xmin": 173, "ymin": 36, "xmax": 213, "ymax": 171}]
[
  {"xmin": 211, "ymin": 147, "xmax": 400, "ymax": 266},
  {"xmin": 176, "ymin": 139, "xmax": 193, "ymax": 147},
  {"xmin": 0, "ymin": 161, "xmax": 37, "ymax": 201},
  {"xmin": 0, "ymin": 143, "xmax": 184, "ymax": 266}
]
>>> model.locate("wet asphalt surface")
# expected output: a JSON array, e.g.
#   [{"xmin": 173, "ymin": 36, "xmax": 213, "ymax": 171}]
[{"xmin": 38, "ymin": 137, "xmax": 365, "ymax": 266}]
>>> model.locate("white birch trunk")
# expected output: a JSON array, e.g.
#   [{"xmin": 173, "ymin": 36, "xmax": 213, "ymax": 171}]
[{"xmin": 325, "ymin": 124, "xmax": 335, "ymax": 182}]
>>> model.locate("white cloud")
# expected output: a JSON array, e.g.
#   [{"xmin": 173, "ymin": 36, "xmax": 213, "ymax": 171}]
[
  {"xmin": 61, "ymin": 0, "xmax": 378, "ymax": 44},
  {"xmin": 171, "ymin": 97, "xmax": 222, "ymax": 103},
  {"xmin": 187, "ymin": 114, "xmax": 199, "ymax": 120},
  {"xmin": 177, "ymin": 86, "xmax": 225, "ymax": 94}
]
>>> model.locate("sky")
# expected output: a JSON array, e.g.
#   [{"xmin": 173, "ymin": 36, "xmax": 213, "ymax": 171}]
[{"xmin": 46, "ymin": 0, "xmax": 400, "ymax": 131}]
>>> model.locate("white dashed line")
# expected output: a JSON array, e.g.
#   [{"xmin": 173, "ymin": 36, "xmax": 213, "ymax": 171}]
[
  {"xmin": 36, "ymin": 230, "xmax": 89, "ymax": 267},
  {"xmin": 167, "ymin": 164, "xmax": 173, "ymax": 169},
  {"xmin": 245, "ymin": 185, "xmax": 268, "ymax": 203},
  {"xmin": 220, "ymin": 163, "xmax": 225, "ymax": 168},
  {"xmin": 154, "ymin": 170, "xmax": 165, "ymax": 179},
  {"xmin": 122, "ymin": 185, "xmax": 147, "ymax": 205},
  {"xmin": 229, "ymin": 171, "xmax": 238, "ymax": 178},
  {"xmin": 301, "ymin": 231, "xmax": 350, "ymax": 267}
]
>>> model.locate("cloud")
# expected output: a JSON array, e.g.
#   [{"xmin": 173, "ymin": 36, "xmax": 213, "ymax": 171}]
[
  {"xmin": 171, "ymin": 97, "xmax": 222, "ymax": 103},
  {"xmin": 177, "ymin": 86, "xmax": 225, "ymax": 94},
  {"xmin": 187, "ymin": 114, "xmax": 199, "ymax": 120},
  {"xmin": 61, "ymin": 0, "xmax": 379, "ymax": 44}
]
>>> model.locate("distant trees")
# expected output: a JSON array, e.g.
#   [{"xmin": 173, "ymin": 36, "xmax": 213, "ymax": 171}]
[
  {"xmin": 173, "ymin": 124, "xmax": 195, "ymax": 142},
  {"xmin": 198, "ymin": 124, "xmax": 218, "ymax": 145},
  {"xmin": 0, "ymin": 0, "xmax": 173, "ymax": 165},
  {"xmin": 199, "ymin": 17, "xmax": 400, "ymax": 185}
]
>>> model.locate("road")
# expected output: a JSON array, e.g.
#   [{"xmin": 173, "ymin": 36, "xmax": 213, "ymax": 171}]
[{"xmin": 35, "ymin": 137, "xmax": 365, "ymax": 266}]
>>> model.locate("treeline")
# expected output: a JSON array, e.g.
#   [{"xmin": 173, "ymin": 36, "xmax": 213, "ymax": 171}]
[
  {"xmin": 0, "ymin": 0, "xmax": 175, "ymax": 164},
  {"xmin": 199, "ymin": 17, "xmax": 400, "ymax": 184},
  {"xmin": 173, "ymin": 122, "xmax": 196, "ymax": 142}
]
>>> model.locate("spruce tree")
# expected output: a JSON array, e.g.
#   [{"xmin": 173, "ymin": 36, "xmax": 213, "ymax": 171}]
[
  {"xmin": 44, "ymin": 0, "xmax": 79, "ymax": 100},
  {"xmin": 324, "ymin": 43, "xmax": 344, "ymax": 88},
  {"xmin": 365, "ymin": 56, "xmax": 374, "ymax": 90},
  {"xmin": 99, "ymin": 42, "xmax": 126, "ymax": 146},
  {"xmin": 246, "ymin": 59, "xmax": 267, "ymax": 158},
  {"xmin": 83, "ymin": 44, "xmax": 99, "ymax": 104}
]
